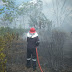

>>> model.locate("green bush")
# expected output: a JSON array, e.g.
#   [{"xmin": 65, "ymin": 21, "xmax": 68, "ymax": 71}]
[
  {"xmin": 0, "ymin": 32, "xmax": 19, "ymax": 72},
  {"xmin": 0, "ymin": 36, "xmax": 7, "ymax": 72}
]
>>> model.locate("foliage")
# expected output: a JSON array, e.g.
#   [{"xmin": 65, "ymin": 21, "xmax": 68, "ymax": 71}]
[
  {"xmin": 0, "ymin": 29, "xmax": 21, "ymax": 72},
  {"xmin": 2, "ymin": 0, "xmax": 15, "ymax": 10},
  {"xmin": 2, "ymin": 13, "xmax": 14, "ymax": 23},
  {"xmin": 0, "ymin": 27, "xmax": 25, "ymax": 36},
  {"xmin": 0, "ymin": 32, "xmax": 15, "ymax": 72},
  {"xmin": 0, "ymin": 7, "xmax": 5, "ymax": 14},
  {"xmin": 0, "ymin": 26, "xmax": 25, "ymax": 72},
  {"xmin": 0, "ymin": 36, "xmax": 7, "ymax": 72},
  {"xmin": 0, "ymin": 0, "xmax": 17, "ymax": 23}
]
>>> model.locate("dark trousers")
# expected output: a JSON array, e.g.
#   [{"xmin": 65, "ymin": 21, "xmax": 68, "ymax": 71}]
[{"xmin": 26, "ymin": 48, "xmax": 36, "ymax": 69}]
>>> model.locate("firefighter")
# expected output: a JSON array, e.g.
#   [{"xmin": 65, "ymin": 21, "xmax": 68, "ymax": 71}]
[{"xmin": 26, "ymin": 27, "xmax": 40, "ymax": 71}]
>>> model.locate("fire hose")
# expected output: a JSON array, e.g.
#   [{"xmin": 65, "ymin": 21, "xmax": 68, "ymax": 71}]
[{"xmin": 36, "ymin": 48, "xmax": 43, "ymax": 72}]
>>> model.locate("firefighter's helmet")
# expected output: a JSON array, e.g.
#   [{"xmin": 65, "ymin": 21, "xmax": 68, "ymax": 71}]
[{"xmin": 29, "ymin": 27, "xmax": 36, "ymax": 33}]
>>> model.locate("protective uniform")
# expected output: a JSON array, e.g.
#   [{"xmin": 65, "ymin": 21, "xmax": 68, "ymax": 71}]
[{"xmin": 26, "ymin": 28, "xmax": 40, "ymax": 71}]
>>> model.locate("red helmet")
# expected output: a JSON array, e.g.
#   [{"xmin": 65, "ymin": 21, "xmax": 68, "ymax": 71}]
[{"xmin": 29, "ymin": 27, "xmax": 36, "ymax": 33}]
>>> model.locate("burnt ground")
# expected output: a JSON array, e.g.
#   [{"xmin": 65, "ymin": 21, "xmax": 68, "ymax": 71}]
[
  {"xmin": 6, "ymin": 39, "xmax": 45, "ymax": 72},
  {"xmin": 5, "ymin": 39, "xmax": 72, "ymax": 72}
]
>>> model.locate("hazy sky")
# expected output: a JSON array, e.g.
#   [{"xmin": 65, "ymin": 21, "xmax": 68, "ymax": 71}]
[
  {"xmin": 15, "ymin": 0, "xmax": 31, "ymax": 5},
  {"xmin": 0, "ymin": 0, "xmax": 72, "ymax": 30}
]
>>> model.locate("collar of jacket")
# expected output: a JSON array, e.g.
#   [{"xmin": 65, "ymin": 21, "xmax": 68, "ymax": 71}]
[{"xmin": 27, "ymin": 32, "xmax": 38, "ymax": 38}]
